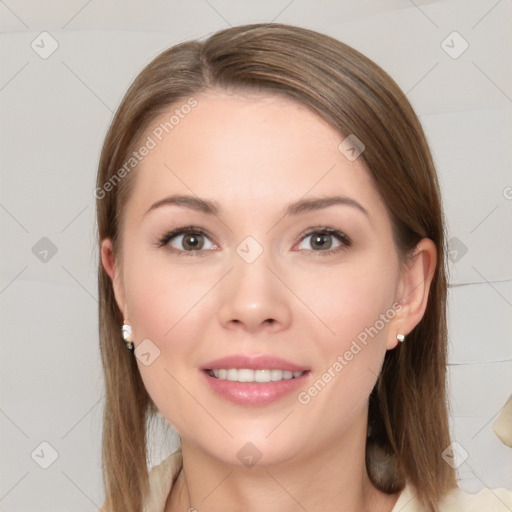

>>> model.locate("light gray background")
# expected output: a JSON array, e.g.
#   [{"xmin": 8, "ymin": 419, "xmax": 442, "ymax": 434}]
[{"xmin": 1, "ymin": 1, "xmax": 511, "ymax": 511}]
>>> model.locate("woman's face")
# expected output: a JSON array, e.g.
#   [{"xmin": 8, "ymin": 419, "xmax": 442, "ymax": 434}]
[{"xmin": 104, "ymin": 90, "xmax": 415, "ymax": 467}]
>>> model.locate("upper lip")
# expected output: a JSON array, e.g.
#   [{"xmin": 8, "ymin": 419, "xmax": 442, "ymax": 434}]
[{"xmin": 201, "ymin": 355, "xmax": 309, "ymax": 372}]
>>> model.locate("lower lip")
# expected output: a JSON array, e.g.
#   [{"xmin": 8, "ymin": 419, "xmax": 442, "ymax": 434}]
[{"xmin": 202, "ymin": 371, "xmax": 309, "ymax": 406}]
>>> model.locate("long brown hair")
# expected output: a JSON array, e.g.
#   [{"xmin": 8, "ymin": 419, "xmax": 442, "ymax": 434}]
[{"xmin": 96, "ymin": 23, "xmax": 456, "ymax": 512}]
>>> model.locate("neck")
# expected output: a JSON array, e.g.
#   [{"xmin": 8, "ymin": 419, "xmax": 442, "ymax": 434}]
[{"xmin": 165, "ymin": 414, "xmax": 401, "ymax": 512}]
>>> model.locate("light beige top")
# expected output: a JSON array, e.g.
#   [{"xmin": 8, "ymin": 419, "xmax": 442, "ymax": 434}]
[{"xmin": 142, "ymin": 450, "xmax": 512, "ymax": 512}]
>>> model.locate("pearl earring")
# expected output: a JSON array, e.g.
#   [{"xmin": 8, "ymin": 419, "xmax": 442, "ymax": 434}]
[
  {"xmin": 122, "ymin": 324, "xmax": 134, "ymax": 351},
  {"xmin": 396, "ymin": 333, "xmax": 405, "ymax": 343}
]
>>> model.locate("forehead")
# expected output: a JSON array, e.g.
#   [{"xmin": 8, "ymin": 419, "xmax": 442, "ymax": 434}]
[{"xmin": 124, "ymin": 90, "xmax": 388, "ymax": 225}]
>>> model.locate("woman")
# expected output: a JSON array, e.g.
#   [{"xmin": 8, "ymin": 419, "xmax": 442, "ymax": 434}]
[{"xmin": 95, "ymin": 23, "xmax": 511, "ymax": 512}]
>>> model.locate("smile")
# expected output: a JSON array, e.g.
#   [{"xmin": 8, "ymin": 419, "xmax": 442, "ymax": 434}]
[
  {"xmin": 202, "ymin": 369, "xmax": 310, "ymax": 406},
  {"xmin": 206, "ymin": 368, "xmax": 306, "ymax": 382}
]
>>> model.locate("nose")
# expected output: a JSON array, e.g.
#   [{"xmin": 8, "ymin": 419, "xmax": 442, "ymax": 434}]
[{"xmin": 217, "ymin": 252, "xmax": 292, "ymax": 334}]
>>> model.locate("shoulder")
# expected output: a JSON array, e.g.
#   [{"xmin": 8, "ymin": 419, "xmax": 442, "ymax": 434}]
[
  {"xmin": 143, "ymin": 450, "xmax": 183, "ymax": 512},
  {"xmin": 393, "ymin": 482, "xmax": 512, "ymax": 512},
  {"xmin": 439, "ymin": 485, "xmax": 512, "ymax": 511},
  {"xmin": 99, "ymin": 450, "xmax": 183, "ymax": 512}
]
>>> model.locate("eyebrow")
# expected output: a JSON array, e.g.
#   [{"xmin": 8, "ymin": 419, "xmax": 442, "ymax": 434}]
[{"xmin": 144, "ymin": 194, "xmax": 370, "ymax": 220}]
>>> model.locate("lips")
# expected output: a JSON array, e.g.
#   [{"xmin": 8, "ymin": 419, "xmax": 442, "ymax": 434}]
[
  {"xmin": 202, "ymin": 354, "xmax": 309, "ymax": 373},
  {"xmin": 201, "ymin": 354, "xmax": 311, "ymax": 406}
]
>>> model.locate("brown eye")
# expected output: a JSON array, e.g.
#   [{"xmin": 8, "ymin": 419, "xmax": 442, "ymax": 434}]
[
  {"xmin": 296, "ymin": 228, "xmax": 351, "ymax": 254},
  {"xmin": 309, "ymin": 233, "xmax": 334, "ymax": 250},
  {"xmin": 180, "ymin": 233, "xmax": 204, "ymax": 250},
  {"xmin": 169, "ymin": 232, "xmax": 215, "ymax": 252},
  {"xmin": 158, "ymin": 227, "xmax": 217, "ymax": 255}
]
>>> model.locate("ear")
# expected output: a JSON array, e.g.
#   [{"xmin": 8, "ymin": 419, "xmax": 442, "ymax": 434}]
[
  {"xmin": 100, "ymin": 238, "xmax": 129, "ymax": 320},
  {"xmin": 387, "ymin": 238, "xmax": 437, "ymax": 350}
]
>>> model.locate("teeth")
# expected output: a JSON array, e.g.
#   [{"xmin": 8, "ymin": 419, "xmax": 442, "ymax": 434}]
[{"xmin": 210, "ymin": 368, "xmax": 305, "ymax": 382}]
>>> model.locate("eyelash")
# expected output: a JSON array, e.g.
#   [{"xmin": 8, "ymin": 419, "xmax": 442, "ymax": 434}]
[{"xmin": 156, "ymin": 225, "xmax": 352, "ymax": 257}]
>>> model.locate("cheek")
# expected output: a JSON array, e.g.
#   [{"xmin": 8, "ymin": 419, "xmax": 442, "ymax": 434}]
[
  {"xmin": 294, "ymin": 252, "xmax": 398, "ymax": 399},
  {"xmin": 121, "ymin": 252, "xmax": 219, "ymax": 426},
  {"xmin": 123, "ymin": 248, "xmax": 213, "ymax": 343},
  {"xmin": 295, "ymin": 251, "xmax": 398, "ymax": 347}
]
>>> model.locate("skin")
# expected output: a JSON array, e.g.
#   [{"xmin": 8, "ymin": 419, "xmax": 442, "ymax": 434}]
[{"xmin": 101, "ymin": 89, "xmax": 436, "ymax": 512}]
